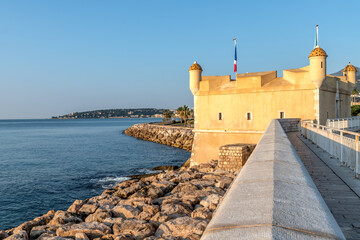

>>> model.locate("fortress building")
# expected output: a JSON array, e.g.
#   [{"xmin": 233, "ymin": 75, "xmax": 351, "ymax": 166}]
[{"xmin": 189, "ymin": 41, "xmax": 356, "ymax": 164}]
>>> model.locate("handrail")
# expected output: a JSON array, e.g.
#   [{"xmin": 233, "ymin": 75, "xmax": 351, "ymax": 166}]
[
  {"xmin": 301, "ymin": 120, "xmax": 360, "ymax": 177},
  {"xmin": 302, "ymin": 120, "xmax": 360, "ymax": 137},
  {"xmin": 326, "ymin": 116, "xmax": 360, "ymax": 130}
]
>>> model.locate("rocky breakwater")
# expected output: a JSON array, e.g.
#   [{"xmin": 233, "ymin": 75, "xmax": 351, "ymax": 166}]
[
  {"xmin": 124, "ymin": 124, "xmax": 194, "ymax": 151},
  {"xmin": 1, "ymin": 161, "xmax": 235, "ymax": 240}
]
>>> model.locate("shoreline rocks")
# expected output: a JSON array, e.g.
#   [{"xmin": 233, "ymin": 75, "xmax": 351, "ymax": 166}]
[
  {"xmin": 123, "ymin": 124, "xmax": 194, "ymax": 151},
  {"xmin": 2, "ymin": 161, "xmax": 236, "ymax": 240}
]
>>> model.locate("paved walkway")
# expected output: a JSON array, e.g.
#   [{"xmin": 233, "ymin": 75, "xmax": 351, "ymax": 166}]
[{"xmin": 288, "ymin": 132, "xmax": 360, "ymax": 240}]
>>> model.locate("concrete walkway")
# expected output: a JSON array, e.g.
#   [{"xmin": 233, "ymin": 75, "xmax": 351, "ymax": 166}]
[{"xmin": 288, "ymin": 132, "xmax": 360, "ymax": 240}]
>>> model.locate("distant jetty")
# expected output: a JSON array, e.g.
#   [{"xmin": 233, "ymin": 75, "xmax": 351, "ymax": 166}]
[
  {"xmin": 124, "ymin": 123, "xmax": 194, "ymax": 151},
  {"xmin": 52, "ymin": 108, "xmax": 165, "ymax": 119}
]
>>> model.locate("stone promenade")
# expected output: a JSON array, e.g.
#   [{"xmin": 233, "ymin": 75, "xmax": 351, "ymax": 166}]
[{"xmin": 288, "ymin": 132, "xmax": 360, "ymax": 240}]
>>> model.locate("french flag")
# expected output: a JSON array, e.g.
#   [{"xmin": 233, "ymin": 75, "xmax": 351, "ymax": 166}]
[{"xmin": 234, "ymin": 38, "xmax": 237, "ymax": 72}]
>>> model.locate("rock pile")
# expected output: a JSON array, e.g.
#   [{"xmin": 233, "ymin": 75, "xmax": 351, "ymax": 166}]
[
  {"xmin": 1, "ymin": 161, "xmax": 236, "ymax": 240},
  {"xmin": 124, "ymin": 124, "xmax": 194, "ymax": 151}
]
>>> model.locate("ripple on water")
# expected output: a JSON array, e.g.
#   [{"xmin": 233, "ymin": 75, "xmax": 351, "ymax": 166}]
[{"xmin": 0, "ymin": 118, "xmax": 190, "ymax": 230}]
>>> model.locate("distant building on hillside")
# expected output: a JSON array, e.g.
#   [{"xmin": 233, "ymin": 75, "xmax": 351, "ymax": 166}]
[{"xmin": 188, "ymin": 33, "xmax": 356, "ymax": 164}]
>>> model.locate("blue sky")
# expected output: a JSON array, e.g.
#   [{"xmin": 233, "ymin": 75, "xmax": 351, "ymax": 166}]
[{"xmin": 0, "ymin": 0, "xmax": 359, "ymax": 119}]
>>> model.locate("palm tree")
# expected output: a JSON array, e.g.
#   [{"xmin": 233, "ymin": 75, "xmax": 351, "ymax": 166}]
[
  {"xmin": 162, "ymin": 109, "xmax": 173, "ymax": 123},
  {"xmin": 182, "ymin": 105, "xmax": 191, "ymax": 126},
  {"xmin": 189, "ymin": 108, "xmax": 194, "ymax": 120},
  {"xmin": 352, "ymin": 88, "xmax": 359, "ymax": 103},
  {"xmin": 177, "ymin": 106, "xmax": 184, "ymax": 123}
]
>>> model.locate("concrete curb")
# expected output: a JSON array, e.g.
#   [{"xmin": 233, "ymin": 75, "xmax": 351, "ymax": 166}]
[{"xmin": 201, "ymin": 119, "xmax": 345, "ymax": 239}]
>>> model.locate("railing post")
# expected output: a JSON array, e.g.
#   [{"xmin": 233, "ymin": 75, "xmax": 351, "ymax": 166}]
[
  {"xmin": 356, "ymin": 135, "xmax": 359, "ymax": 179},
  {"xmin": 340, "ymin": 131, "xmax": 344, "ymax": 166}
]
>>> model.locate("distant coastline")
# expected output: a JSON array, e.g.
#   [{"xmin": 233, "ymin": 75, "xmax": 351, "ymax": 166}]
[{"xmin": 52, "ymin": 108, "xmax": 167, "ymax": 119}]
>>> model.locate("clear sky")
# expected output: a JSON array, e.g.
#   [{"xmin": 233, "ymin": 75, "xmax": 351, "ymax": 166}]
[{"xmin": 0, "ymin": 0, "xmax": 359, "ymax": 119}]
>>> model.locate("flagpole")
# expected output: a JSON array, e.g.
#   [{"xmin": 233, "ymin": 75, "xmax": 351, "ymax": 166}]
[
  {"xmin": 316, "ymin": 25, "xmax": 319, "ymax": 48},
  {"xmin": 233, "ymin": 38, "xmax": 237, "ymax": 78}
]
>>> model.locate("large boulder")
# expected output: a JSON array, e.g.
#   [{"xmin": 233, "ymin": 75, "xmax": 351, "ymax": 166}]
[
  {"xmin": 112, "ymin": 205, "xmax": 140, "ymax": 219},
  {"xmin": 3, "ymin": 231, "xmax": 28, "ymax": 240},
  {"xmin": 149, "ymin": 181, "xmax": 176, "ymax": 194},
  {"xmin": 136, "ymin": 205, "xmax": 159, "ymax": 221},
  {"xmin": 129, "ymin": 186, "xmax": 163, "ymax": 199},
  {"xmin": 171, "ymin": 183, "xmax": 198, "ymax": 194},
  {"xmin": 149, "ymin": 213, "xmax": 171, "ymax": 228},
  {"xmin": 30, "ymin": 225, "xmax": 58, "ymax": 239},
  {"xmin": 38, "ymin": 236, "xmax": 72, "ymax": 240},
  {"xmin": 67, "ymin": 200, "xmax": 85, "ymax": 215},
  {"xmin": 48, "ymin": 211, "xmax": 82, "ymax": 226},
  {"xmin": 155, "ymin": 217, "xmax": 208, "ymax": 239},
  {"xmin": 112, "ymin": 219, "xmax": 155, "ymax": 239},
  {"xmin": 191, "ymin": 207, "xmax": 212, "ymax": 220},
  {"xmin": 78, "ymin": 204, "xmax": 98, "ymax": 216},
  {"xmin": 160, "ymin": 204, "xmax": 191, "ymax": 218},
  {"xmin": 10, "ymin": 210, "xmax": 55, "ymax": 235},
  {"xmin": 113, "ymin": 235, "xmax": 135, "ymax": 240},
  {"xmin": 75, "ymin": 232, "xmax": 89, "ymax": 240},
  {"xmin": 102, "ymin": 218, "xmax": 125, "ymax": 228},
  {"xmin": 56, "ymin": 222, "xmax": 111, "ymax": 239},
  {"xmin": 199, "ymin": 194, "xmax": 221, "ymax": 210},
  {"xmin": 114, "ymin": 182, "xmax": 147, "ymax": 199},
  {"xmin": 85, "ymin": 210, "xmax": 112, "ymax": 223},
  {"xmin": 215, "ymin": 176, "xmax": 233, "ymax": 189},
  {"xmin": 0, "ymin": 231, "xmax": 9, "ymax": 240}
]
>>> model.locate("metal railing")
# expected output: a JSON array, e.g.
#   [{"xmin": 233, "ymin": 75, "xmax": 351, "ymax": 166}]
[
  {"xmin": 301, "ymin": 120, "xmax": 360, "ymax": 177},
  {"xmin": 326, "ymin": 116, "xmax": 360, "ymax": 130}
]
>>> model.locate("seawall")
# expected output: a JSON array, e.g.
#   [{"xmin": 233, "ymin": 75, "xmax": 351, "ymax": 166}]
[
  {"xmin": 124, "ymin": 123, "xmax": 194, "ymax": 151},
  {"xmin": 1, "ymin": 161, "xmax": 236, "ymax": 240},
  {"xmin": 201, "ymin": 119, "xmax": 345, "ymax": 239}
]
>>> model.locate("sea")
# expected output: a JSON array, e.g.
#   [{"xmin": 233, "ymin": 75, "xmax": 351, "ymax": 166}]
[{"xmin": 0, "ymin": 118, "xmax": 191, "ymax": 230}]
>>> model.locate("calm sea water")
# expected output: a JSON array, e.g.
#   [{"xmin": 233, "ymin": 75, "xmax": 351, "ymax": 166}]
[{"xmin": 0, "ymin": 118, "xmax": 190, "ymax": 230}]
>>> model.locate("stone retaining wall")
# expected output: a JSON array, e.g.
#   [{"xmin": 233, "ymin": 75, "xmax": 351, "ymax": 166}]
[
  {"xmin": 218, "ymin": 144, "xmax": 256, "ymax": 172},
  {"xmin": 124, "ymin": 123, "xmax": 194, "ymax": 151},
  {"xmin": 277, "ymin": 118, "xmax": 301, "ymax": 132}
]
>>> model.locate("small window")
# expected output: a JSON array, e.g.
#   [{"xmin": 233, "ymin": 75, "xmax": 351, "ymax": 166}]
[
  {"xmin": 218, "ymin": 112, "xmax": 222, "ymax": 120},
  {"xmin": 246, "ymin": 112, "xmax": 252, "ymax": 121},
  {"xmin": 279, "ymin": 111, "xmax": 285, "ymax": 119},
  {"xmin": 321, "ymin": 62, "xmax": 323, "ymax": 68}
]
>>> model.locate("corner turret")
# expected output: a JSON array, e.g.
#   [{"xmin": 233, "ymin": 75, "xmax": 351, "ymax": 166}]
[
  {"xmin": 343, "ymin": 62, "xmax": 357, "ymax": 85},
  {"xmin": 309, "ymin": 25, "xmax": 327, "ymax": 88},
  {"xmin": 309, "ymin": 47, "xmax": 327, "ymax": 88},
  {"xmin": 189, "ymin": 61, "xmax": 202, "ymax": 95}
]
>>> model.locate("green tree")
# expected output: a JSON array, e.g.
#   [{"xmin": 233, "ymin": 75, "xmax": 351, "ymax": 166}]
[
  {"xmin": 162, "ymin": 109, "xmax": 173, "ymax": 123},
  {"xmin": 352, "ymin": 88, "xmax": 359, "ymax": 103},
  {"xmin": 189, "ymin": 109, "xmax": 194, "ymax": 120},
  {"xmin": 351, "ymin": 105, "xmax": 360, "ymax": 116},
  {"xmin": 177, "ymin": 106, "xmax": 184, "ymax": 123},
  {"xmin": 182, "ymin": 105, "xmax": 191, "ymax": 126},
  {"xmin": 176, "ymin": 105, "xmax": 192, "ymax": 126}
]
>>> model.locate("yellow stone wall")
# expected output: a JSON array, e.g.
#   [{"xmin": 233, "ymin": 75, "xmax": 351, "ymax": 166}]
[
  {"xmin": 189, "ymin": 53, "xmax": 353, "ymax": 165},
  {"xmin": 192, "ymin": 88, "xmax": 317, "ymax": 163}
]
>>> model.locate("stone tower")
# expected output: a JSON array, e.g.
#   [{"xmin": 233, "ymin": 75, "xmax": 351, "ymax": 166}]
[
  {"xmin": 309, "ymin": 47, "xmax": 328, "ymax": 88},
  {"xmin": 343, "ymin": 62, "xmax": 357, "ymax": 85},
  {"xmin": 189, "ymin": 61, "xmax": 202, "ymax": 95}
]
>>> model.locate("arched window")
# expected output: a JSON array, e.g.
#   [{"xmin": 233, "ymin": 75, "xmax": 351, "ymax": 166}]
[
  {"xmin": 219, "ymin": 112, "xmax": 222, "ymax": 120},
  {"xmin": 321, "ymin": 62, "xmax": 323, "ymax": 68}
]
